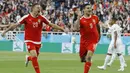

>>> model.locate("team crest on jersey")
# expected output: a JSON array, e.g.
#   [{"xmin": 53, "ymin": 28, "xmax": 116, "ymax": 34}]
[
  {"xmin": 38, "ymin": 19, "xmax": 41, "ymax": 23},
  {"xmin": 92, "ymin": 19, "xmax": 96, "ymax": 24},
  {"xmin": 90, "ymin": 23, "xmax": 93, "ymax": 28}
]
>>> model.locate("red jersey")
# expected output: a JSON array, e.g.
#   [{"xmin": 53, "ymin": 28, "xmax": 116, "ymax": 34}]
[
  {"xmin": 18, "ymin": 14, "xmax": 50, "ymax": 43},
  {"xmin": 80, "ymin": 15, "xmax": 99, "ymax": 43}
]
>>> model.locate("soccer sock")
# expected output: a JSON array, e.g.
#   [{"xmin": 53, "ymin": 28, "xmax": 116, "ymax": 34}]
[
  {"xmin": 103, "ymin": 55, "xmax": 111, "ymax": 68},
  {"xmin": 121, "ymin": 55, "xmax": 126, "ymax": 65},
  {"xmin": 28, "ymin": 56, "xmax": 32, "ymax": 61},
  {"xmin": 84, "ymin": 62, "xmax": 91, "ymax": 73},
  {"xmin": 32, "ymin": 57, "xmax": 40, "ymax": 73},
  {"xmin": 108, "ymin": 53, "xmax": 116, "ymax": 65},
  {"xmin": 119, "ymin": 55, "xmax": 125, "ymax": 68}
]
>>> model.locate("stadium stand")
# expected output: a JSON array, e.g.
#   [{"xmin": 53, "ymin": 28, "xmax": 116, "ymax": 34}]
[{"xmin": 0, "ymin": 0, "xmax": 130, "ymax": 33}]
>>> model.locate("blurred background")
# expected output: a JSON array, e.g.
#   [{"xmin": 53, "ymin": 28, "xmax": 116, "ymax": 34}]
[
  {"xmin": 0, "ymin": 0, "xmax": 130, "ymax": 54},
  {"xmin": 0, "ymin": 1, "xmax": 130, "ymax": 73},
  {"xmin": 0, "ymin": 0, "xmax": 130, "ymax": 33}
]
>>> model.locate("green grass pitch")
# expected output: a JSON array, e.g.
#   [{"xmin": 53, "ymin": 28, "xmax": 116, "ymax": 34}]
[{"xmin": 0, "ymin": 51, "xmax": 129, "ymax": 73}]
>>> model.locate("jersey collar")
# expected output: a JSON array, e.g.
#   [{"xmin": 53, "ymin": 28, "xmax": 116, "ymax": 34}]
[{"xmin": 83, "ymin": 15, "xmax": 92, "ymax": 19}]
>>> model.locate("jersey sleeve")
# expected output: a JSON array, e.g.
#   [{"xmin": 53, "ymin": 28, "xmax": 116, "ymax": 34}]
[
  {"xmin": 93, "ymin": 15, "xmax": 99, "ymax": 25},
  {"xmin": 107, "ymin": 26, "xmax": 114, "ymax": 34},
  {"xmin": 96, "ymin": 16, "xmax": 99, "ymax": 24},
  {"xmin": 41, "ymin": 15, "xmax": 50, "ymax": 25},
  {"xmin": 17, "ymin": 14, "xmax": 28, "ymax": 24}
]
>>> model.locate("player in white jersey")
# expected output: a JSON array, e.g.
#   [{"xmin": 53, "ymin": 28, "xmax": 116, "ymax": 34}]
[{"xmin": 97, "ymin": 18, "xmax": 126, "ymax": 71}]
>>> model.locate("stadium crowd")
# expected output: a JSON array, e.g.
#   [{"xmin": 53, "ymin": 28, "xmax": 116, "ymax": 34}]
[{"xmin": 0, "ymin": 0, "xmax": 130, "ymax": 33}]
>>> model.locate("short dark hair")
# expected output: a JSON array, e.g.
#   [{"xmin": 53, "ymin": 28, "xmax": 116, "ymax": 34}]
[
  {"xmin": 112, "ymin": 17, "xmax": 118, "ymax": 21},
  {"xmin": 110, "ymin": 17, "xmax": 117, "ymax": 25},
  {"xmin": 83, "ymin": 3, "xmax": 91, "ymax": 9},
  {"xmin": 31, "ymin": 3, "xmax": 40, "ymax": 11}
]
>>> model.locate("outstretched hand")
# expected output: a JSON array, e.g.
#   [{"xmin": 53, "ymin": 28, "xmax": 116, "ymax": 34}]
[
  {"xmin": 63, "ymin": 28, "xmax": 69, "ymax": 34},
  {"xmin": 1, "ymin": 32, "xmax": 6, "ymax": 37},
  {"xmin": 99, "ymin": 21, "xmax": 109, "ymax": 28},
  {"xmin": 75, "ymin": 8, "xmax": 82, "ymax": 17}
]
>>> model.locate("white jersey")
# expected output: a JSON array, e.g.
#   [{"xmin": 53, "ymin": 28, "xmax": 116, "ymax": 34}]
[
  {"xmin": 107, "ymin": 24, "xmax": 124, "ymax": 54},
  {"xmin": 108, "ymin": 24, "xmax": 122, "ymax": 45}
]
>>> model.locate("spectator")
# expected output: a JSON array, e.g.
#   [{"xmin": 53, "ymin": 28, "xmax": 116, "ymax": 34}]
[{"xmin": 0, "ymin": 0, "xmax": 130, "ymax": 33}]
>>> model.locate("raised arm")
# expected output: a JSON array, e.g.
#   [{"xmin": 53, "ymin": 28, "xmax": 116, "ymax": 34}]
[
  {"xmin": 48, "ymin": 23, "xmax": 64, "ymax": 31},
  {"xmin": 1, "ymin": 14, "xmax": 28, "ymax": 37},
  {"xmin": 73, "ymin": 9, "xmax": 82, "ymax": 32},
  {"xmin": 1, "ymin": 23, "xmax": 20, "ymax": 37},
  {"xmin": 41, "ymin": 15, "xmax": 67, "ymax": 32},
  {"xmin": 99, "ymin": 21, "xmax": 109, "ymax": 28},
  {"xmin": 0, "ymin": 24, "xmax": 10, "ymax": 27}
]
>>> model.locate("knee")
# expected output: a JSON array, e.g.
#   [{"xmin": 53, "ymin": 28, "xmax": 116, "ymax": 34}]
[
  {"xmin": 31, "ymin": 53, "xmax": 37, "ymax": 57},
  {"xmin": 86, "ymin": 56, "xmax": 92, "ymax": 62},
  {"xmin": 30, "ymin": 51, "xmax": 37, "ymax": 57}
]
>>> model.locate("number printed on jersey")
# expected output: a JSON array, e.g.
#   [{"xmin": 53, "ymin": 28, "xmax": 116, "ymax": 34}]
[
  {"xmin": 33, "ymin": 22, "xmax": 38, "ymax": 28},
  {"xmin": 90, "ymin": 23, "xmax": 93, "ymax": 29},
  {"xmin": 92, "ymin": 19, "xmax": 96, "ymax": 24}
]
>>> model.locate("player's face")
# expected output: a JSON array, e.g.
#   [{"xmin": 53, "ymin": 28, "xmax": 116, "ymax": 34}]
[
  {"xmin": 32, "ymin": 5, "xmax": 41, "ymax": 15},
  {"xmin": 84, "ymin": 5, "xmax": 92, "ymax": 15}
]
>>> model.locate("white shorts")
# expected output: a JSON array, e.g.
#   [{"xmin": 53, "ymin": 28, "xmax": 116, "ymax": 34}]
[{"xmin": 107, "ymin": 41, "xmax": 124, "ymax": 54}]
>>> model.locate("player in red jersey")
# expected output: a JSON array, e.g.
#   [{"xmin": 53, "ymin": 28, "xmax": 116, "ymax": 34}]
[
  {"xmin": 1, "ymin": 3, "xmax": 67, "ymax": 73},
  {"xmin": 74, "ymin": 4, "xmax": 100, "ymax": 73}
]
